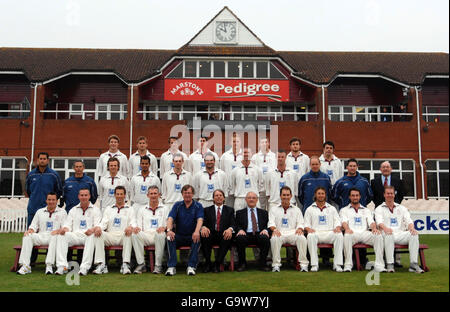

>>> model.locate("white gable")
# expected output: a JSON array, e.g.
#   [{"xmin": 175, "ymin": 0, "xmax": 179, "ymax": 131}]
[{"xmin": 189, "ymin": 7, "xmax": 264, "ymax": 47}]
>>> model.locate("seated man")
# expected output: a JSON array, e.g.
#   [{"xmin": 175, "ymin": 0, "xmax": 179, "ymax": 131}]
[
  {"xmin": 340, "ymin": 188, "xmax": 385, "ymax": 272},
  {"xmin": 17, "ymin": 192, "xmax": 67, "ymax": 275},
  {"xmin": 56, "ymin": 188, "xmax": 102, "ymax": 275},
  {"xmin": 375, "ymin": 186, "xmax": 424, "ymax": 273},
  {"xmin": 85, "ymin": 186, "xmax": 134, "ymax": 275},
  {"xmin": 268, "ymin": 186, "xmax": 308, "ymax": 272},
  {"xmin": 235, "ymin": 192, "xmax": 271, "ymax": 272},
  {"xmin": 165, "ymin": 185, "xmax": 204, "ymax": 276},
  {"xmin": 200, "ymin": 189, "xmax": 235, "ymax": 273},
  {"xmin": 304, "ymin": 187, "xmax": 343, "ymax": 272},
  {"xmin": 131, "ymin": 185, "xmax": 168, "ymax": 274}
]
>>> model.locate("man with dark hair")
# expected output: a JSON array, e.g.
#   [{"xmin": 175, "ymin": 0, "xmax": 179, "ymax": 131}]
[
  {"xmin": 129, "ymin": 155, "xmax": 160, "ymax": 208},
  {"xmin": 165, "ymin": 184, "xmax": 204, "ymax": 276},
  {"xmin": 286, "ymin": 137, "xmax": 310, "ymax": 179},
  {"xmin": 200, "ymin": 189, "xmax": 235, "ymax": 273},
  {"xmin": 160, "ymin": 136, "xmax": 189, "ymax": 178},
  {"xmin": 61, "ymin": 160, "xmax": 98, "ymax": 212},
  {"xmin": 319, "ymin": 141, "xmax": 344, "ymax": 186},
  {"xmin": 129, "ymin": 136, "xmax": 158, "ymax": 177},
  {"xmin": 97, "ymin": 135, "xmax": 129, "ymax": 179},
  {"xmin": 98, "ymin": 157, "xmax": 129, "ymax": 211},
  {"xmin": 161, "ymin": 153, "xmax": 192, "ymax": 208}
]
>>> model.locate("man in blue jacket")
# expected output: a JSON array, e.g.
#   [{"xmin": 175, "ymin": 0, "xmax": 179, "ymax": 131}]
[
  {"xmin": 298, "ymin": 156, "xmax": 332, "ymax": 213},
  {"xmin": 332, "ymin": 158, "xmax": 373, "ymax": 210},
  {"xmin": 61, "ymin": 160, "xmax": 98, "ymax": 212}
]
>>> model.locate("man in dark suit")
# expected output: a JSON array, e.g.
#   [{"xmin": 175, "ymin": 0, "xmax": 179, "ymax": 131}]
[
  {"xmin": 371, "ymin": 161, "xmax": 405, "ymax": 208},
  {"xmin": 235, "ymin": 192, "xmax": 271, "ymax": 272},
  {"xmin": 200, "ymin": 189, "xmax": 235, "ymax": 273}
]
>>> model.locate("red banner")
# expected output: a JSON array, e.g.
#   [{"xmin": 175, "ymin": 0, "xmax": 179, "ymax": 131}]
[{"xmin": 164, "ymin": 79, "xmax": 289, "ymax": 102}]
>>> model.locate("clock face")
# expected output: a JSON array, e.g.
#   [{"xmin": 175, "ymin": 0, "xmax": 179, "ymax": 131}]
[{"xmin": 215, "ymin": 21, "xmax": 237, "ymax": 43}]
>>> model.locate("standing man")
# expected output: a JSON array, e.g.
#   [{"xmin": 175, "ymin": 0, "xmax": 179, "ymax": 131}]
[
  {"xmin": 265, "ymin": 149, "xmax": 298, "ymax": 211},
  {"xmin": 97, "ymin": 135, "xmax": 129, "ymax": 179},
  {"xmin": 129, "ymin": 155, "xmax": 161, "ymax": 208},
  {"xmin": 165, "ymin": 185, "xmax": 204, "ymax": 276},
  {"xmin": 304, "ymin": 187, "xmax": 344, "ymax": 272},
  {"xmin": 220, "ymin": 133, "xmax": 243, "ymax": 207},
  {"xmin": 200, "ymin": 189, "xmax": 235, "ymax": 273},
  {"xmin": 188, "ymin": 136, "xmax": 220, "ymax": 174},
  {"xmin": 298, "ymin": 156, "xmax": 332, "ymax": 213},
  {"xmin": 98, "ymin": 157, "xmax": 130, "ymax": 211},
  {"xmin": 56, "ymin": 189, "xmax": 102, "ymax": 276},
  {"xmin": 161, "ymin": 154, "xmax": 192, "ymax": 207},
  {"xmin": 375, "ymin": 186, "xmax": 424, "ymax": 273},
  {"xmin": 340, "ymin": 188, "xmax": 385, "ymax": 272},
  {"xmin": 128, "ymin": 136, "xmax": 158, "ymax": 177},
  {"xmin": 230, "ymin": 147, "xmax": 265, "ymax": 212},
  {"xmin": 131, "ymin": 186, "xmax": 168, "ymax": 274},
  {"xmin": 235, "ymin": 192, "xmax": 271, "ymax": 272},
  {"xmin": 17, "ymin": 192, "xmax": 67, "ymax": 275},
  {"xmin": 61, "ymin": 160, "xmax": 98, "ymax": 212},
  {"xmin": 319, "ymin": 141, "xmax": 344, "ymax": 186},
  {"xmin": 160, "ymin": 136, "xmax": 189, "ymax": 178},
  {"xmin": 332, "ymin": 158, "xmax": 373, "ymax": 210},
  {"xmin": 286, "ymin": 137, "xmax": 310, "ymax": 180},
  {"xmin": 268, "ymin": 186, "xmax": 308, "ymax": 272},
  {"xmin": 193, "ymin": 153, "xmax": 228, "ymax": 208},
  {"xmin": 371, "ymin": 161, "xmax": 405, "ymax": 208}
]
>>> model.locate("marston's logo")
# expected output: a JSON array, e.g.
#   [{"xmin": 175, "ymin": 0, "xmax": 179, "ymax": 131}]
[
  {"xmin": 170, "ymin": 82, "xmax": 204, "ymax": 96},
  {"xmin": 216, "ymin": 82, "xmax": 282, "ymax": 101}
]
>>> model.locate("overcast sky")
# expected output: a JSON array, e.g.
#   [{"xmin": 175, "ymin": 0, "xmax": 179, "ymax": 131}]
[{"xmin": 0, "ymin": 0, "xmax": 448, "ymax": 52}]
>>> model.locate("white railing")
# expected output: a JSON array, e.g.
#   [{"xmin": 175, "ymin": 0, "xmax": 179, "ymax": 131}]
[{"xmin": 40, "ymin": 110, "xmax": 128, "ymax": 120}]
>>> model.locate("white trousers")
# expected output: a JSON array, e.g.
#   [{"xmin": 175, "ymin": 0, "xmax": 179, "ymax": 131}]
[
  {"xmin": 131, "ymin": 231, "xmax": 166, "ymax": 267},
  {"xmin": 270, "ymin": 234, "xmax": 308, "ymax": 267},
  {"xmin": 307, "ymin": 231, "xmax": 343, "ymax": 267},
  {"xmin": 383, "ymin": 231, "xmax": 420, "ymax": 264},
  {"xmin": 55, "ymin": 232, "xmax": 93, "ymax": 269},
  {"xmin": 83, "ymin": 231, "xmax": 132, "ymax": 267},
  {"xmin": 19, "ymin": 233, "xmax": 57, "ymax": 266},
  {"xmin": 344, "ymin": 231, "xmax": 384, "ymax": 269}
]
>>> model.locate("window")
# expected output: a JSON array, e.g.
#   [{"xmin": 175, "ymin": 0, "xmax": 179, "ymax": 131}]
[
  {"xmin": 423, "ymin": 106, "xmax": 449, "ymax": 123},
  {"xmin": 0, "ymin": 158, "xmax": 28, "ymax": 198},
  {"xmin": 213, "ymin": 61, "xmax": 225, "ymax": 78},
  {"xmin": 242, "ymin": 62, "xmax": 254, "ymax": 78},
  {"xmin": 95, "ymin": 104, "xmax": 127, "ymax": 120},
  {"xmin": 256, "ymin": 62, "xmax": 268, "ymax": 78},
  {"xmin": 426, "ymin": 160, "xmax": 449, "ymax": 198},
  {"xmin": 343, "ymin": 159, "xmax": 416, "ymax": 198},
  {"xmin": 50, "ymin": 158, "xmax": 98, "ymax": 183},
  {"xmin": 0, "ymin": 100, "xmax": 30, "ymax": 119},
  {"xmin": 199, "ymin": 61, "xmax": 211, "ymax": 78},
  {"xmin": 329, "ymin": 105, "xmax": 383, "ymax": 122},
  {"xmin": 184, "ymin": 61, "xmax": 197, "ymax": 77},
  {"xmin": 228, "ymin": 61, "xmax": 240, "ymax": 78},
  {"xmin": 69, "ymin": 103, "xmax": 83, "ymax": 120}
]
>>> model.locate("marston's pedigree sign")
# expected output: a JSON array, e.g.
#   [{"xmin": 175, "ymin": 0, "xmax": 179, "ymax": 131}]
[{"xmin": 164, "ymin": 79, "xmax": 290, "ymax": 102}]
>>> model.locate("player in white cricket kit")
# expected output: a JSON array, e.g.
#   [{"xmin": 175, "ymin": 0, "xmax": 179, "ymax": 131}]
[
  {"xmin": 131, "ymin": 185, "xmax": 168, "ymax": 274},
  {"xmin": 230, "ymin": 147, "xmax": 264, "ymax": 212},
  {"xmin": 98, "ymin": 157, "xmax": 130, "ymax": 211},
  {"xmin": 251, "ymin": 137, "xmax": 276, "ymax": 211},
  {"xmin": 193, "ymin": 153, "xmax": 228, "ymax": 208},
  {"xmin": 56, "ymin": 189, "xmax": 102, "ymax": 276},
  {"xmin": 286, "ymin": 137, "xmax": 310, "ymax": 179},
  {"xmin": 265, "ymin": 149, "xmax": 298, "ymax": 211},
  {"xmin": 97, "ymin": 135, "xmax": 129, "ymax": 179},
  {"xmin": 129, "ymin": 155, "xmax": 161, "ymax": 208},
  {"xmin": 161, "ymin": 154, "xmax": 192, "ymax": 207},
  {"xmin": 319, "ymin": 141, "xmax": 344, "ymax": 186},
  {"xmin": 268, "ymin": 186, "xmax": 308, "ymax": 272},
  {"xmin": 189, "ymin": 136, "xmax": 220, "ymax": 174},
  {"xmin": 128, "ymin": 136, "xmax": 158, "ymax": 177},
  {"xmin": 17, "ymin": 193, "xmax": 67, "ymax": 275},
  {"xmin": 304, "ymin": 187, "xmax": 344, "ymax": 272},
  {"xmin": 340, "ymin": 188, "xmax": 385, "ymax": 272},
  {"xmin": 220, "ymin": 133, "xmax": 243, "ymax": 207},
  {"xmin": 89, "ymin": 186, "xmax": 135, "ymax": 275},
  {"xmin": 375, "ymin": 186, "xmax": 424, "ymax": 273},
  {"xmin": 159, "ymin": 136, "xmax": 190, "ymax": 178}
]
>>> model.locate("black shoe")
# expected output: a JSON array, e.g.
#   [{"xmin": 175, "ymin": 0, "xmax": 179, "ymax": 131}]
[
  {"xmin": 259, "ymin": 265, "xmax": 271, "ymax": 272},
  {"xmin": 394, "ymin": 262, "xmax": 403, "ymax": 268},
  {"xmin": 213, "ymin": 263, "xmax": 220, "ymax": 273},
  {"xmin": 322, "ymin": 258, "xmax": 331, "ymax": 268},
  {"xmin": 237, "ymin": 264, "xmax": 247, "ymax": 272},
  {"xmin": 203, "ymin": 263, "xmax": 212, "ymax": 273}
]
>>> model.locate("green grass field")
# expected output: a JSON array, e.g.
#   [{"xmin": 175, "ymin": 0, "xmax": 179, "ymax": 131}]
[{"xmin": 0, "ymin": 233, "xmax": 448, "ymax": 292}]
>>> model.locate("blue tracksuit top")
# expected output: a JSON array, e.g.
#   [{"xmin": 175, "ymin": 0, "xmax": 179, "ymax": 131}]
[
  {"xmin": 298, "ymin": 170, "xmax": 332, "ymax": 211},
  {"xmin": 332, "ymin": 172, "xmax": 373, "ymax": 209},
  {"xmin": 62, "ymin": 173, "xmax": 98, "ymax": 211},
  {"xmin": 26, "ymin": 166, "xmax": 63, "ymax": 214}
]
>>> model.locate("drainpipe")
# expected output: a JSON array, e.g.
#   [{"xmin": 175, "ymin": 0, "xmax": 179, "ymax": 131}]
[
  {"xmin": 129, "ymin": 83, "xmax": 134, "ymax": 157},
  {"xmin": 321, "ymin": 85, "xmax": 326, "ymax": 143},
  {"xmin": 415, "ymin": 86, "xmax": 425, "ymax": 199},
  {"xmin": 29, "ymin": 83, "xmax": 40, "ymax": 171}
]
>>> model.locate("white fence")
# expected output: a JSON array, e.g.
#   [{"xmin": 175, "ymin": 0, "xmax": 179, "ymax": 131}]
[{"xmin": 0, "ymin": 198, "xmax": 28, "ymax": 233}]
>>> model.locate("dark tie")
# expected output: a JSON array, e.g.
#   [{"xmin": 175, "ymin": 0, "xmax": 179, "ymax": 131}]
[
  {"xmin": 384, "ymin": 177, "xmax": 388, "ymax": 187},
  {"xmin": 216, "ymin": 207, "xmax": 221, "ymax": 231},
  {"xmin": 250, "ymin": 208, "xmax": 257, "ymax": 235}
]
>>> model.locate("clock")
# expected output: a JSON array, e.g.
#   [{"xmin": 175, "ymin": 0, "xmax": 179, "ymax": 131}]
[{"xmin": 215, "ymin": 21, "xmax": 237, "ymax": 43}]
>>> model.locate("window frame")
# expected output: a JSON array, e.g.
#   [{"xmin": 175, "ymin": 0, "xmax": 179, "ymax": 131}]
[
  {"xmin": 0, "ymin": 157, "xmax": 28, "ymax": 198},
  {"xmin": 426, "ymin": 159, "xmax": 449, "ymax": 199}
]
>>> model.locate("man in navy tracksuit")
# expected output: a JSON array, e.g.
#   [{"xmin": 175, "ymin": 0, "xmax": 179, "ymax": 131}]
[
  {"xmin": 332, "ymin": 158, "xmax": 373, "ymax": 210},
  {"xmin": 61, "ymin": 160, "xmax": 98, "ymax": 212},
  {"xmin": 298, "ymin": 156, "xmax": 332, "ymax": 213}
]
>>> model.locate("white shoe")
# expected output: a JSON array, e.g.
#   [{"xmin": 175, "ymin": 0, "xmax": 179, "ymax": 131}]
[
  {"xmin": 165, "ymin": 267, "xmax": 176, "ymax": 276},
  {"xmin": 300, "ymin": 265, "xmax": 308, "ymax": 272},
  {"xmin": 365, "ymin": 261, "xmax": 375, "ymax": 271},
  {"xmin": 152, "ymin": 265, "xmax": 163, "ymax": 274},
  {"xmin": 334, "ymin": 265, "xmax": 343, "ymax": 272},
  {"xmin": 55, "ymin": 266, "xmax": 68, "ymax": 275},
  {"xmin": 374, "ymin": 266, "xmax": 387, "ymax": 273},
  {"xmin": 45, "ymin": 265, "xmax": 53, "ymax": 275},
  {"xmin": 409, "ymin": 263, "xmax": 424, "ymax": 274},
  {"xmin": 310, "ymin": 265, "xmax": 319, "ymax": 272},
  {"xmin": 272, "ymin": 265, "xmax": 281, "ymax": 272},
  {"xmin": 93, "ymin": 263, "xmax": 108, "ymax": 275},
  {"xmin": 17, "ymin": 265, "xmax": 32, "ymax": 275},
  {"xmin": 120, "ymin": 263, "xmax": 131, "ymax": 275},
  {"xmin": 187, "ymin": 266, "xmax": 196, "ymax": 276},
  {"xmin": 386, "ymin": 263, "xmax": 395, "ymax": 273},
  {"xmin": 344, "ymin": 266, "xmax": 352, "ymax": 272}
]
